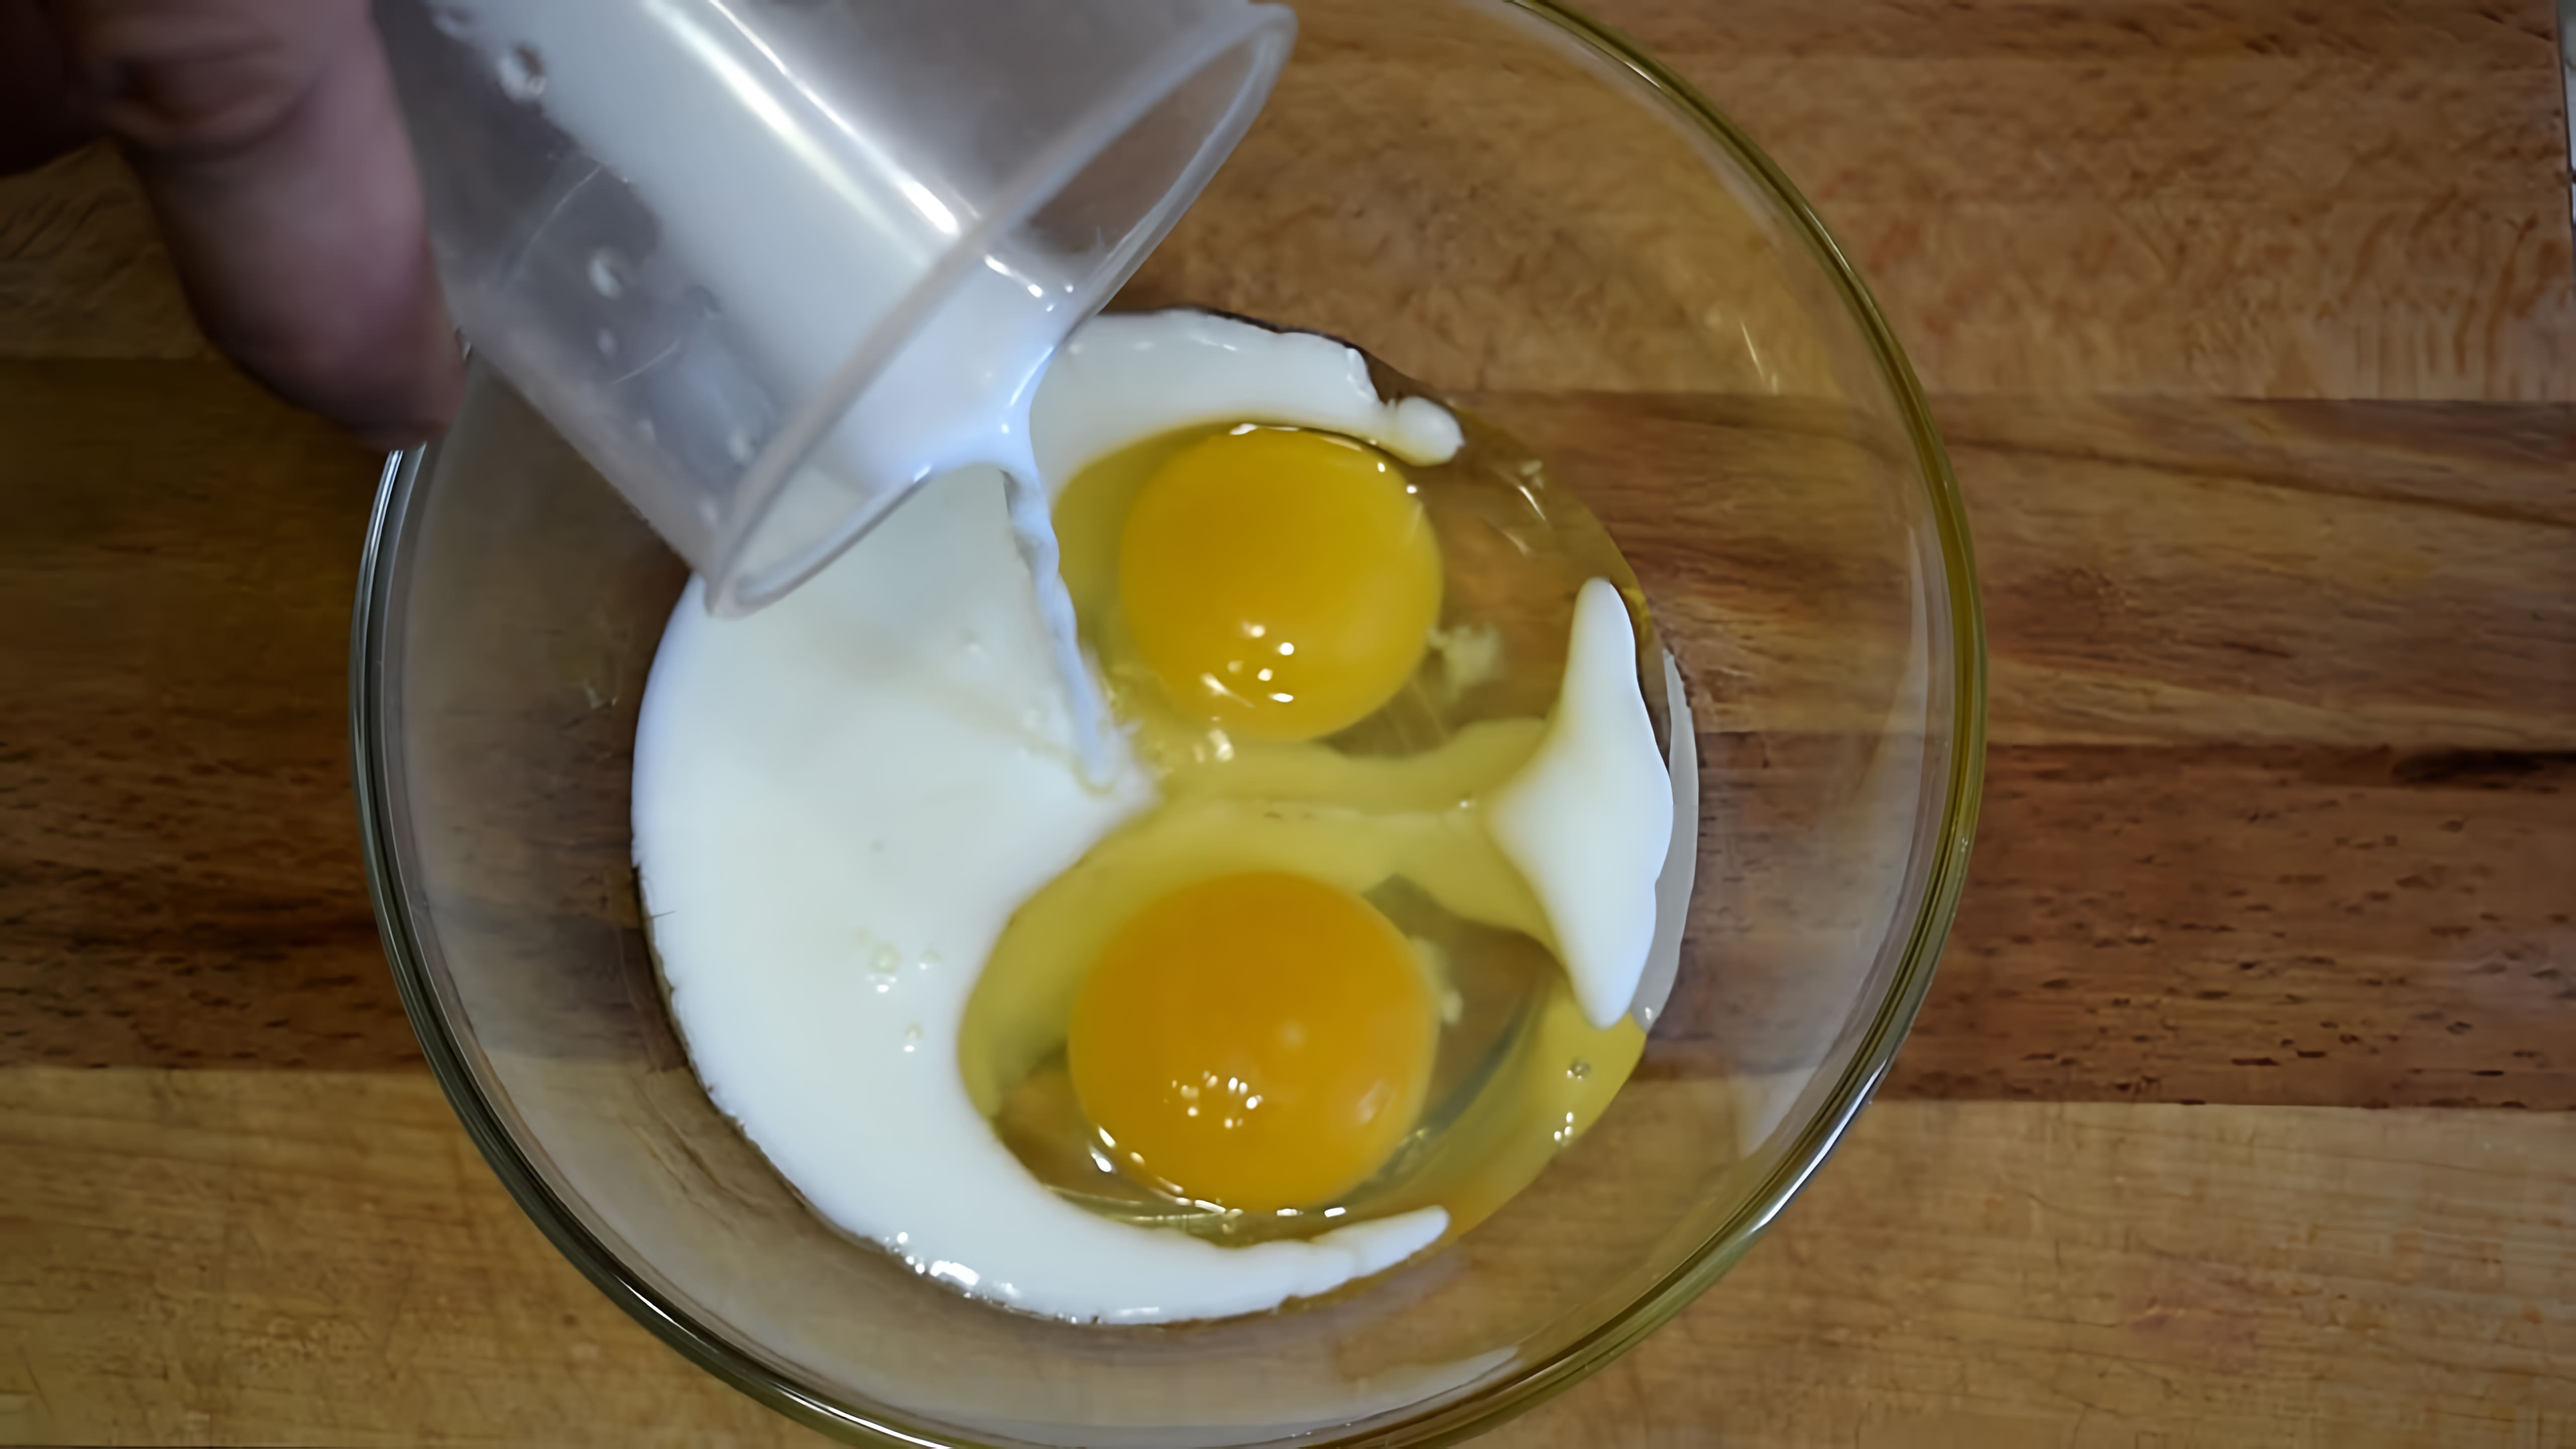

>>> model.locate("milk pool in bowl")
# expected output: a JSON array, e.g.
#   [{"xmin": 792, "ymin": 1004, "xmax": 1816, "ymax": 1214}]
[{"xmin": 632, "ymin": 309, "xmax": 1699, "ymax": 1323}]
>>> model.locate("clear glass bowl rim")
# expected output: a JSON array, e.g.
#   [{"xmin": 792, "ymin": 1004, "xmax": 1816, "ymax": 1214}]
[{"xmin": 349, "ymin": 3, "xmax": 1989, "ymax": 1442}]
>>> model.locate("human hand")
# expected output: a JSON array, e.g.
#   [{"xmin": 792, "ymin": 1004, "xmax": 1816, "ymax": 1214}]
[{"xmin": 4, "ymin": 0, "xmax": 462, "ymax": 448}]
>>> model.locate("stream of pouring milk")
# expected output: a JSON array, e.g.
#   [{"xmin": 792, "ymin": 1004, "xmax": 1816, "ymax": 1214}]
[{"xmin": 447, "ymin": 0, "xmax": 1117, "ymax": 779}]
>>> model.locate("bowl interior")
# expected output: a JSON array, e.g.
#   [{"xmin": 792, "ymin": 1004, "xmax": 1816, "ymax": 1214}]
[{"xmin": 356, "ymin": 2, "xmax": 1981, "ymax": 1443}]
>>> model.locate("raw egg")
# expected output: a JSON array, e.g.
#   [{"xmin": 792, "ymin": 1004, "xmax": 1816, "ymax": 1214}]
[
  {"xmin": 1119, "ymin": 427, "xmax": 1440, "ymax": 742},
  {"xmin": 1069, "ymin": 870, "xmax": 1437, "ymax": 1213}
]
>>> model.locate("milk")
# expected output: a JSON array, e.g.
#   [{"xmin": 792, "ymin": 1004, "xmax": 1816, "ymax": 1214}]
[{"xmin": 441, "ymin": 0, "xmax": 1116, "ymax": 776}]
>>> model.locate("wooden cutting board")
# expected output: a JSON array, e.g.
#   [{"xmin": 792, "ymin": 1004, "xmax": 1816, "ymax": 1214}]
[{"xmin": 2, "ymin": 1, "xmax": 2570, "ymax": 1443}]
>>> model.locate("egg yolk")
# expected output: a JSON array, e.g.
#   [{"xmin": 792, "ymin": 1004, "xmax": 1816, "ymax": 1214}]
[
  {"xmin": 1118, "ymin": 427, "xmax": 1441, "ymax": 742},
  {"xmin": 1066, "ymin": 871, "xmax": 1439, "ymax": 1213}
]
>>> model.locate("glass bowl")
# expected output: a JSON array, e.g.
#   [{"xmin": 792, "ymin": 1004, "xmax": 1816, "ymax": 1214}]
[{"xmin": 351, "ymin": 1, "xmax": 1984, "ymax": 1443}]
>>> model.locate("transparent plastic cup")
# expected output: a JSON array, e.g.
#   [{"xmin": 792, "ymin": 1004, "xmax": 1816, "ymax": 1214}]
[{"xmin": 377, "ymin": 0, "xmax": 1295, "ymax": 614}]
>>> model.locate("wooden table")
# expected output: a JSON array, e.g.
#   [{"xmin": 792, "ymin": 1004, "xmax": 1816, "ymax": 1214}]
[{"xmin": 4, "ymin": 1, "xmax": 2572, "ymax": 1443}]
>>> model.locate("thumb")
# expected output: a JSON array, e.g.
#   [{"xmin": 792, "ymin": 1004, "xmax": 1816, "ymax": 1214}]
[{"xmin": 56, "ymin": 0, "xmax": 463, "ymax": 448}]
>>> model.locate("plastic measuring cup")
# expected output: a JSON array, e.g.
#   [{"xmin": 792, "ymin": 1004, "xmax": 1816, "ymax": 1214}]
[{"xmin": 378, "ymin": 0, "xmax": 1294, "ymax": 614}]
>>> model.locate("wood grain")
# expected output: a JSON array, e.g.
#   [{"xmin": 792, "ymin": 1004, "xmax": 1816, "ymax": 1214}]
[
  {"xmin": 0, "ymin": 361, "xmax": 405, "ymax": 1072},
  {"xmin": 7, "ymin": 0, "xmax": 2570, "ymax": 399},
  {"xmin": 5, "ymin": 363, "xmax": 2568, "ymax": 1111},
  {"xmin": 0, "ymin": 146, "xmax": 200, "ymax": 363},
  {"xmin": 2, "ymin": 0, "xmax": 2571, "ymax": 1440},
  {"xmin": 1895, "ymin": 745, "xmax": 2576, "ymax": 1109},
  {"xmin": 0, "ymin": 1069, "xmax": 807, "ymax": 1446},
  {"xmin": 4, "ymin": 1071, "xmax": 2569, "ymax": 1447},
  {"xmin": 1496, "ymin": 1094, "xmax": 2576, "ymax": 1449},
  {"xmin": 1513, "ymin": 390, "xmax": 2576, "ymax": 749},
  {"xmin": 1613, "ymin": 0, "xmax": 2576, "ymax": 401},
  {"xmin": 1607, "ymin": 0, "xmax": 2555, "ymax": 61}
]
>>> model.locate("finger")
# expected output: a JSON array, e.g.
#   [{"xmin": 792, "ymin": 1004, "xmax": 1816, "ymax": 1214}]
[{"xmin": 56, "ymin": 0, "xmax": 462, "ymax": 447}]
